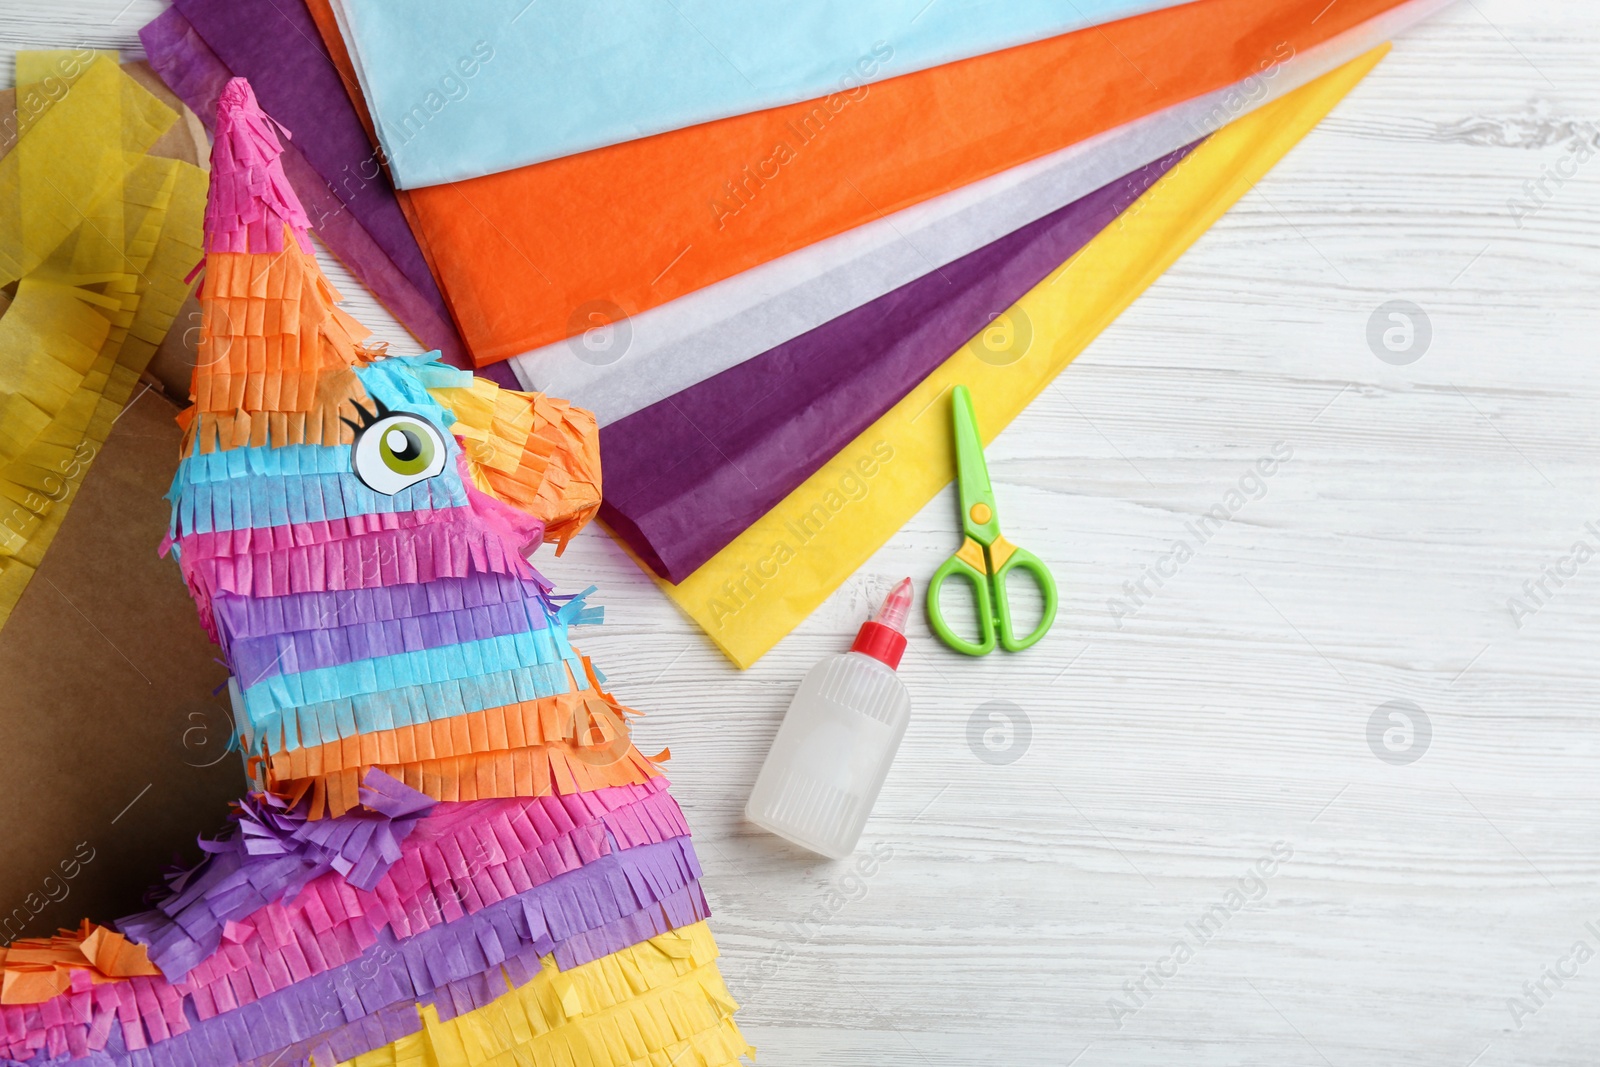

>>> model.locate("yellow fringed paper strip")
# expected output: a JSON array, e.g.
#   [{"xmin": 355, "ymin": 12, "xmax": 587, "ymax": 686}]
[
  {"xmin": 336, "ymin": 922, "xmax": 752, "ymax": 1067},
  {"xmin": 0, "ymin": 279, "xmax": 110, "ymax": 468},
  {"xmin": 652, "ymin": 48, "xmax": 1389, "ymax": 668},
  {"xmin": 0, "ymin": 53, "xmax": 207, "ymax": 630},
  {"xmin": 0, "ymin": 54, "xmax": 173, "ymax": 287},
  {"xmin": 431, "ymin": 377, "xmax": 603, "ymax": 554}
]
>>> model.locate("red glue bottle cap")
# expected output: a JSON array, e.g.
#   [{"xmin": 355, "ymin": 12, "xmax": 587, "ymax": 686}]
[{"xmin": 851, "ymin": 577, "xmax": 912, "ymax": 669}]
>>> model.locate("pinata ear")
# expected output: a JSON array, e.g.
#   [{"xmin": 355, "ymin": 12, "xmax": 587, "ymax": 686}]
[{"xmin": 428, "ymin": 375, "xmax": 602, "ymax": 555}]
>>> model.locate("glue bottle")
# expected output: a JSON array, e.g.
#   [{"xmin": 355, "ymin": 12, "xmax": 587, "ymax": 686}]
[{"xmin": 746, "ymin": 579, "xmax": 914, "ymax": 858}]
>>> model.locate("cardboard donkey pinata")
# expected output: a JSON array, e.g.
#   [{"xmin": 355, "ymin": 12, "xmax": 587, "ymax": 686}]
[{"xmin": 0, "ymin": 78, "xmax": 750, "ymax": 1067}]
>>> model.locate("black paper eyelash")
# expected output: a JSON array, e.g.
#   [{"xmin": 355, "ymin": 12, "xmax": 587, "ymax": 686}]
[{"xmin": 340, "ymin": 395, "xmax": 394, "ymax": 436}]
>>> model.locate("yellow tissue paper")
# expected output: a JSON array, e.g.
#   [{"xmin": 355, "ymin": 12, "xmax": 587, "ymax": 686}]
[
  {"xmin": 0, "ymin": 279, "xmax": 110, "ymax": 467},
  {"xmin": 0, "ymin": 53, "xmax": 173, "ymax": 286},
  {"xmin": 657, "ymin": 46, "xmax": 1390, "ymax": 668},
  {"xmin": 0, "ymin": 52, "xmax": 207, "ymax": 629},
  {"xmin": 337, "ymin": 921, "xmax": 753, "ymax": 1067}
]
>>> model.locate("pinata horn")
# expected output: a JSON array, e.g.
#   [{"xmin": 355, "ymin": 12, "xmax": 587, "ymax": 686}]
[
  {"xmin": 189, "ymin": 77, "xmax": 371, "ymax": 441},
  {"xmin": 205, "ymin": 78, "xmax": 313, "ymax": 257}
]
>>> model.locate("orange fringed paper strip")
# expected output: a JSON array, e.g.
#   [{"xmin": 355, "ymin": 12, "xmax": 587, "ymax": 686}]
[
  {"xmin": 176, "ymin": 78, "xmax": 379, "ymax": 455},
  {"xmin": 192, "ymin": 250, "xmax": 368, "ymax": 414},
  {"xmin": 0, "ymin": 922, "xmax": 159, "ymax": 1005},
  {"xmin": 182, "ymin": 245, "xmax": 375, "ymax": 454},
  {"xmin": 263, "ymin": 685, "xmax": 645, "ymax": 780},
  {"xmin": 279, "ymin": 741, "xmax": 664, "ymax": 820},
  {"xmin": 255, "ymin": 653, "xmax": 665, "ymax": 821}
]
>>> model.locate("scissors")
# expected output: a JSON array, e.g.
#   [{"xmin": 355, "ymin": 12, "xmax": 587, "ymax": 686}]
[{"xmin": 927, "ymin": 385, "xmax": 1058, "ymax": 656}]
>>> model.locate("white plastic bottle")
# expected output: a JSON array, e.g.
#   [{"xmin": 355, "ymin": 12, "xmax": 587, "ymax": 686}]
[{"xmin": 745, "ymin": 579, "xmax": 914, "ymax": 858}]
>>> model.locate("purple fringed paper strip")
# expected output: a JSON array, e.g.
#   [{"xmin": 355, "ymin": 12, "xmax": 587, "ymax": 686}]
[
  {"xmin": 116, "ymin": 771, "xmax": 434, "ymax": 980},
  {"xmin": 357, "ymin": 773, "xmax": 436, "ymax": 820},
  {"xmin": 242, "ymin": 769, "xmax": 432, "ymax": 884},
  {"xmin": 209, "ymin": 572, "xmax": 547, "ymax": 642},
  {"xmin": 114, "ymin": 780, "xmax": 682, "ymax": 986},
  {"xmin": 14, "ymin": 838, "xmax": 706, "ymax": 1067},
  {"xmin": 212, "ymin": 572, "xmax": 550, "ymax": 639},
  {"xmin": 208, "ymin": 571, "xmax": 563, "ymax": 680},
  {"xmin": 217, "ymin": 569, "xmax": 566, "ymax": 685}
]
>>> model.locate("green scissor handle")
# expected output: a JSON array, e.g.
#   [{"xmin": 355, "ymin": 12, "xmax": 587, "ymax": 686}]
[
  {"xmin": 928, "ymin": 539, "xmax": 1059, "ymax": 656},
  {"xmin": 928, "ymin": 548, "xmax": 996, "ymax": 656},
  {"xmin": 992, "ymin": 544, "xmax": 1058, "ymax": 652}
]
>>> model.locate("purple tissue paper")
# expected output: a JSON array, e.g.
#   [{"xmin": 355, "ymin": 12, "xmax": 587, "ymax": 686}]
[{"xmin": 599, "ymin": 143, "xmax": 1198, "ymax": 582}]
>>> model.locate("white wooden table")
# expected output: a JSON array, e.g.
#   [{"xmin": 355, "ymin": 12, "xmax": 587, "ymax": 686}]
[{"xmin": 5, "ymin": 2, "xmax": 1598, "ymax": 1063}]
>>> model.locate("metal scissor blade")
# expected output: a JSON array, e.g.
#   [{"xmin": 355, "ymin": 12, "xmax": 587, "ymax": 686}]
[{"xmin": 950, "ymin": 384, "xmax": 999, "ymax": 547}]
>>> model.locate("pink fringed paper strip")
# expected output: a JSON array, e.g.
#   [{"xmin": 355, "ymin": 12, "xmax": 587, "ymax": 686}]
[
  {"xmin": 177, "ymin": 521, "xmax": 534, "ymax": 607},
  {"xmin": 174, "ymin": 507, "xmax": 489, "ymax": 563},
  {"xmin": 118, "ymin": 779, "xmax": 683, "ymax": 983},
  {"xmin": 203, "ymin": 79, "xmax": 311, "ymax": 256}
]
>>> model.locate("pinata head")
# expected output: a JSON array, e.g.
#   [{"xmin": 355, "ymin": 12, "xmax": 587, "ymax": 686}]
[{"xmin": 165, "ymin": 79, "xmax": 606, "ymax": 816}]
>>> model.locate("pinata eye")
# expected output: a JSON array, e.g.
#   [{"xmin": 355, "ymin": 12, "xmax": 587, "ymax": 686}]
[{"xmin": 351, "ymin": 411, "xmax": 447, "ymax": 495}]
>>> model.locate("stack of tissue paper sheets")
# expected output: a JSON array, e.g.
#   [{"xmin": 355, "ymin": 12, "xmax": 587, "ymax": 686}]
[{"xmin": 137, "ymin": 0, "xmax": 1451, "ymax": 668}]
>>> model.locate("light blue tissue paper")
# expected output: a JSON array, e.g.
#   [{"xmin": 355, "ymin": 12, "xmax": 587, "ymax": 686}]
[{"xmin": 330, "ymin": 0, "xmax": 1201, "ymax": 187}]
